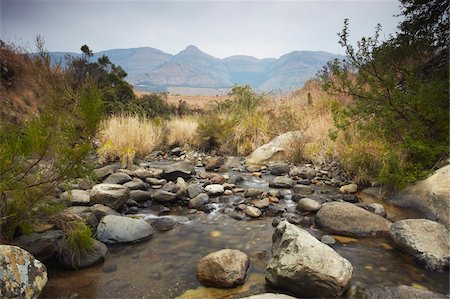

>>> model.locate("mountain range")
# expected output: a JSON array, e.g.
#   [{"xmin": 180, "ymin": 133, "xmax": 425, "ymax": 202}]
[{"xmin": 50, "ymin": 45, "xmax": 342, "ymax": 95}]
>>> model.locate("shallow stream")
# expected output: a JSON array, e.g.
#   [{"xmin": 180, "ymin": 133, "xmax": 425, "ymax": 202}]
[{"xmin": 40, "ymin": 167, "xmax": 449, "ymax": 298}]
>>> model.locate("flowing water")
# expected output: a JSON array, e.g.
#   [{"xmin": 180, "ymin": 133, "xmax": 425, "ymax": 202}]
[{"xmin": 40, "ymin": 168, "xmax": 449, "ymax": 298}]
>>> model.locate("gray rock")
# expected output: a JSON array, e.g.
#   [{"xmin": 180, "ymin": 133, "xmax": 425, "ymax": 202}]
[
  {"xmin": 367, "ymin": 203, "xmax": 387, "ymax": 217},
  {"xmin": 162, "ymin": 181, "xmax": 179, "ymax": 193},
  {"xmin": 346, "ymin": 283, "xmax": 448, "ymax": 299},
  {"xmin": 205, "ymin": 156, "xmax": 225, "ymax": 171},
  {"xmin": 189, "ymin": 193, "xmax": 209, "ymax": 209},
  {"xmin": 0, "ymin": 245, "xmax": 48, "ymax": 298},
  {"xmin": 130, "ymin": 190, "xmax": 152, "ymax": 203},
  {"xmin": 150, "ymin": 217, "xmax": 177, "ymax": 231},
  {"xmin": 96, "ymin": 215, "xmax": 154, "ymax": 244},
  {"xmin": 187, "ymin": 184, "xmax": 204, "ymax": 199},
  {"xmin": 90, "ymin": 184, "xmax": 130, "ymax": 210},
  {"xmin": 15, "ymin": 230, "xmax": 63, "ymax": 261},
  {"xmin": 103, "ymin": 172, "xmax": 133, "ymax": 185},
  {"xmin": 133, "ymin": 168, "xmax": 163, "ymax": 180},
  {"xmin": 321, "ymin": 235, "xmax": 336, "ymax": 245},
  {"xmin": 58, "ymin": 239, "xmax": 107, "ymax": 269},
  {"xmin": 339, "ymin": 183, "xmax": 358, "ymax": 194},
  {"xmin": 306, "ymin": 168, "xmax": 317, "ymax": 179},
  {"xmin": 175, "ymin": 177, "xmax": 187, "ymax": 200},
  {"xmin": 253, "ymin": 198, "xmax": 270, "ymax": 209},
  {"xmin": 80, "ymin": 212, "xmax": 99, "ymax": 229},
  {"xmin": 316, "ymin": 202, "xmax": 392, "ymax": 237},
  {"xmin": 93, "ymin": 165, "xmax": 115, "ymax": 180},
  {"xmin": 86, "ymin": 204, "xmax": 120, "ymax": 221},
  {"xmin": 297, "ymin": 198, "xmax": 321, "ymax": 212},
  {"xmin": 244, "ymin": 188, "xmax": 264, "ymax": 198},
  {"xmin": 389, "ymin": 219, "xmax": 449, "ymax": 271},
  {"xmin": 246, "ymin": 165, "xmax": 261, "ymax": 172},
  {"xmin": 293, "ymin": 184, "xmax": 314, "ymax": 194},
  {"xmin": 269, "ymin": 176, "xmax": 295, "ymax": 188},
  {"xmin": 152, "ymin": 190, "xmax": 177, "ymax": 203},
  {"xmin": 245, "ymin": 206, "xmax": 262, "ymax": 218},
  {"xmin": 204, "ymin": 184, "xmax": 224, "ymax": 195},
  {"xmin": 146, "ymin": 177, "xmax": 167, "ymax": 186},
  {"xmin": 196, "ymin": 249, "xmax": 250, "ymax": 288},
  {"xmin": 161, "ymin": 161, "xmax": 195, "ymax": 180},
  {"xmin": 123, "ymin": 178, "xmax": 147, "ymax": 190},
  {"xmin": 170, "ymin": 147, "xmax": 183, "ymax": 156},
  {"xmin": 266, "ymin": 205, "xmax": 286, "ymax": 217},
  {"xmin": 266, "ymin": 221, "xmax": 353, "ymax": 298},
  {"xmin": 268, "ymin": 163, "xmax": 290, "ymax": 175},
  {"xmin": 60, "ymin": 189, "xmax": 90, "ymax": 206}
]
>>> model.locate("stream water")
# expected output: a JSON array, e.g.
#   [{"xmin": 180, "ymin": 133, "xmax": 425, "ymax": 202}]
[{"xmin": 40, "ymin": 167, "xmax": 449, "ymax": 298}]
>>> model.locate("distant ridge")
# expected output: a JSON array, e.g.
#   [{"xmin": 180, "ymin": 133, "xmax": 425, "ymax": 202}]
[{"xmin": 49, "ymin": 46, "xmax": 343, "ymax": 95}]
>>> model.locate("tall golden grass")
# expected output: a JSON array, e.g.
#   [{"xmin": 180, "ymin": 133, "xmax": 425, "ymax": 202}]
[
  {"xmin": 166, "ymin": 116, "xmax": 199, "ymax": 148},
  {"xmin": 97, "ymin": 115, "xmax": 163, "ymax": 165}
]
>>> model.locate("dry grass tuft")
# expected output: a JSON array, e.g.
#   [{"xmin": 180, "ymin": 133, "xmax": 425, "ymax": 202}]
[
  {"xmin": 97, "ymin": 115, "xmax": 163, "ymax": 165},
  {"xmin": 166, "ymin": 116, "xmax": 199, "ymax": 148}
]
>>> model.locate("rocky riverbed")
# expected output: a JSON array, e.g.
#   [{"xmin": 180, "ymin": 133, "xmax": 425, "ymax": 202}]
[{"xmin": 4, "ymin": 150, "xmax": 449, "ymax": 298}]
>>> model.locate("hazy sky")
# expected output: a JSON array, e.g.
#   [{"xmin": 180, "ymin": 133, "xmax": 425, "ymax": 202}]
[{"xmin": 1, "ymin": 0, "xmax": 401, "ymax": 59}]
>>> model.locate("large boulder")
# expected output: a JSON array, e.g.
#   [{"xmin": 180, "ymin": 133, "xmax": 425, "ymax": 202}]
[
  {"xmin": 60, "ymin": 189, "xmax": 91, "ymax": 206},
  {"xmin": 393, "ymin": 165, "xmax": 450, "ymax": 228},
  {"xmin": 0, "ymin": 245, "xmax": 48, "ymax": 298},
  {"xmin": 196, "ymin": 249, "xmax": 250, "ymax": 288},
  {"xmin": 96, "ymin": 215, "xmax": 154, "ymax": 244},
  {"xmin": 246, "ymin": 131, "xmax": 302, "ymax": 165},
  {"xmin": 389, "ymin": 219, "xmax": 449, "ymax": 271},
  {"xmin": 161, "ymin": 161, "xmax": 195, "ymax": 180},
  {"xmin": 58, "ymin": 239, "xmax": 107, "ymax": 269},
  {"xmin": 90, "ymin": 184, "xmax": 130, "ymax": 210},
  {"xmin": 266, "ymin": 221, "xmax": 353, "ymax": 298},
  {"xmin": 346, "ymin": 283, "xmax": 448, "ymax": 299},
  {"xmin": 14, "ymin": 230, "xmax": 63, "ymax": 261},
  {"xmin": 316, "ymin": 202, "xmax": 392, "ymax": 237}
]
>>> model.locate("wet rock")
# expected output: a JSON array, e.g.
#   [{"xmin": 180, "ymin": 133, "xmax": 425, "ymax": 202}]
[
  {"xmin": 366, "ymin": 203, "xmax": 387, "ymax": 218},
  {"xmin": 245, "ymin": 206, "xmax": 262, "ymax": 218},
  {"xmin": 161, "ymin": 161, "xmax": 195, "ymax": 180},
  {"xmin": 151, "ymin": 217, "xmax": 177, "ymax": 231},
  {"xmin": 0, "ymin": 245, "xmax": 48, "ymax": 298},
  {"xmin": 297, "ymin": 198, "xmax": 321, "ymax": 212},
  {"xmin": 269, "ymin": 176, "xmax": 295, "ymax": 188},
  {"xmin": 93, "ymin": 165, "xmax": 115, "ymax": 180},
  {"xmin": 272, "ymin": 217, "xmax": 283, "ymax": 227},
  {"xmin": 266, "ymin": 221, "xmax": 353, "ymax": 298},
  {"xmin": 152, "ymin": 190, "xmax": 177, "ymax": 203},
  {"xmin": 102, "ymin": 264, "xmax": 118, "ymax": 273},
  {"xmin": 321, "ymin": 235, "xmax": 336, "ymax": 245},
  {"xmin": 210, "ymin": 174, "xmax": 226, "ymax": 185},
  {"xmin": 86, "ymin": 204, "xmax": 120, "ymax": 221},
  {"xmin": 205, "ymin": 156, "xmax": 225, "ymax": 171},
  {"xmin": 81, "ymin": 212, "xmax": 99, "ymax": 229},
  {"xmin": 187, "ymin": 184, "xmax": 204, "ymax": 199},
  {"xmin": 293, "ymin": 184, "xmax": 314, "ymax": 194},
  {"xmin": 60, "ymin": 189, "xmax": 91, "ymax": 206},
  {"xmin": 123, "ymin": 178, "xmax": 147, "ymax": 191},
  {"xmin": 246, "ymin": 165, "xmax": 261, "ymax": 172},
  {"xmin": 316, "ymin": 202, "xmax": 392, "ymax": 237},
  {"xmin": 241, "ymin": 294, "xmax": 297, "ymax": 299},
  {"xmin": 339, "ymin": 183, "xmax": 358, "ymax": 194},
  {"xmin": 58, "ymin": 239, "xmax": 107, "ymax": 269},
  {"xmin": 345, "ymin": 283, "xmax": 448, "ymax": 299},
  {"xmin": 229, "ymin": 174, "xmax": 244, "ymax": 184},
  {"xmin": 253, "ymin": 198, "xmax": 270, "ymax": 209},
  {"xmin": 15, "ymin": 230, "xmax": 63, "ymax": 261},
  {"xmin": 268, "ymin": 163, "xmax": 290, "ymax": 175},
  {"xmin": 103, "ymin": 172, "xmax": 133, "ymax": 185},
  {"xmin": 196, "ymin": 249, "xmax": 250, "ymax": 288},
  {"xmin": 342, "ymin": 194, "xmax": 359, "ymax": 203},
  {"xmin": 282, "ymin": 213, "xmax": 302, "ymax": 225},
  {"xmin": 90, "ymin": 184, "xmax": 130, "ymax": 210},
  {"xmin": 244, "ymin": 188, "xmax": 264, "ymax": 198},
  {"xmin": 228, "ymin": 211, "xmax": 246, "ymax": 220},
  {"xmin": 189, "ymin": 193, "xmax": 209, "ymax": 209},
  {"xmin": 266, "ymin": 205, "xmax": 285, "ymax": 217},
  {"xmin": 130, "ymin": 190, "xmax": 153, "ymax": 203},
  {"xmin": 198, "ymin": 203, "xmax": 217, "ymax": 213},
  {"xmin": 389, "ymin": 219, "xmax": 449, "ymax": 271},
  {"xmin": 96, "ymin": 215, "xmax": 154, "ymax": 244},
  {"xmin": 205, "ymin": 184, "xmax": 224, "ymax": 195},
  {"xmin": 290, "ymin": 194, "xmax": 304, "ymax": 202}
]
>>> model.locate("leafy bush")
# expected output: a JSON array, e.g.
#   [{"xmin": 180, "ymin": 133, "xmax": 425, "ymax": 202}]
[{"xmin": 321, "ymin": 1, "xmax": 449, "ymax": 188}]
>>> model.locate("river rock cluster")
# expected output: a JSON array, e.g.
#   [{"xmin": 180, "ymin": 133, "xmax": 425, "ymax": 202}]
[{"xmin": 3, "ymin": 148, "xmax": 449, "ymax": 298}]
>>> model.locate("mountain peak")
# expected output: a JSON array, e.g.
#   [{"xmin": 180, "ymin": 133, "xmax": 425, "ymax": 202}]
[{"xmin": 178, "ymin": 45, "xmax": 203, "ymax": 55}]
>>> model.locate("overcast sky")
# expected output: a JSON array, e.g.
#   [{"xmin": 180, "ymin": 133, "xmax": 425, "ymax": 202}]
[{"xmin": 1, "ymin": 0, "xmax": 401, "ymax": 59}]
